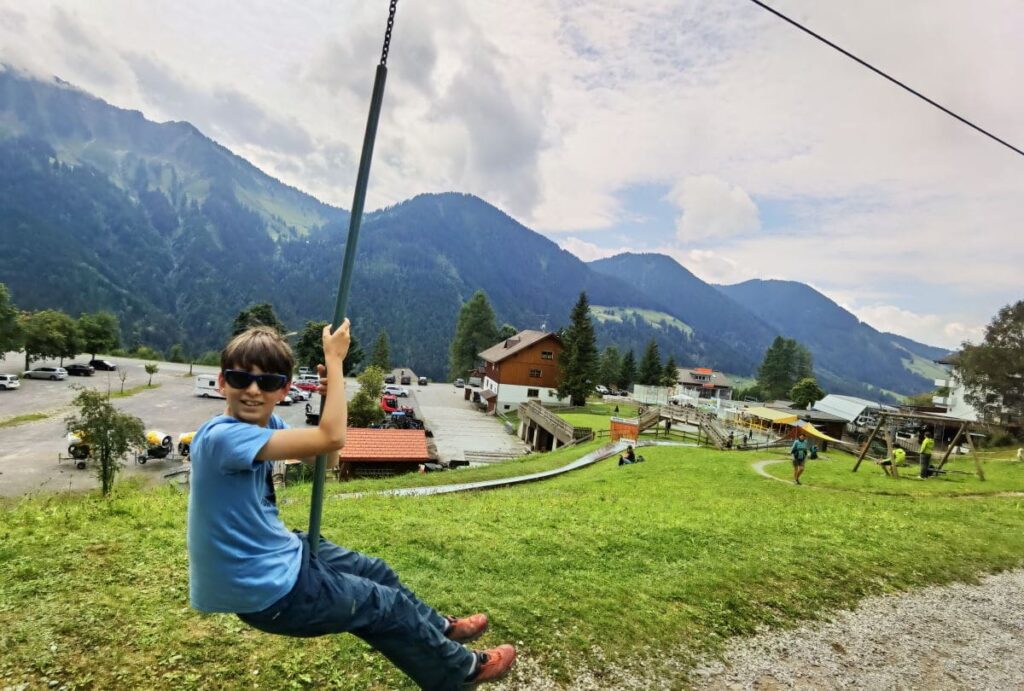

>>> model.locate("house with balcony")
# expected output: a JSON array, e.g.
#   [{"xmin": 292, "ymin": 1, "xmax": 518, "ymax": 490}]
[
  {"xmin": 674, "ymin": 367, "xmax": 733, "ymax": 400},
  {"xmin": 932, "ymin": 357, "xmax": 979, "ymax": 422},
  {"xmin": 479, "ymin": 330, "xmax": 570, "ymax": 414}
]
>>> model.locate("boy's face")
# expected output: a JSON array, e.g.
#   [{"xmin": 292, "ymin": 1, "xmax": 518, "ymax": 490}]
[{"xmin": 219, "ymin": 366, "xmax": 291, "ymax": 426}]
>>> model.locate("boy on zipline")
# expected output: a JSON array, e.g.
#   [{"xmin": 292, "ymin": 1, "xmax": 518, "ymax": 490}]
[{"xmin": 187, "ymin": 323, "xmax": 515, "ymax": 689}]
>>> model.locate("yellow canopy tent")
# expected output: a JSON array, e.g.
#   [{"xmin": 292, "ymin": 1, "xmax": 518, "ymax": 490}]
[
  {"xmin": 744, "ymin": 406, "xmax": 799, "ymax": 424},
  {"xmin": 795, "ymin": 421, "xmax": 841, "ymax": 443}
]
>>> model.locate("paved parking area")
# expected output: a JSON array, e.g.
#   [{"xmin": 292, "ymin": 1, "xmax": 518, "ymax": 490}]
[
  {"xmin": 407, "ymin": 378, "xmax": 529, "ymax": 463},
  {"xmin": 0, "ymin": 357, "xmax": 527, "ymax": 497}
]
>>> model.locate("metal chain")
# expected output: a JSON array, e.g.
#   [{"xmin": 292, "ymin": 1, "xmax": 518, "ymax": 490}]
[{"xmin": 380, "ymin": 0, "xmax": 398, "ymax": 66}]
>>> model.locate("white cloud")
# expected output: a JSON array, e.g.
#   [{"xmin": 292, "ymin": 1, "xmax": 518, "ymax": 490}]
[
  {"xmin": 667, "ymin": 175, "xmax": 760, "ymax": 242},
  {"xmin": 844, "ymin": 304, "xmax": 984, "ymax": 349},
  {"xmin": 557, "ymin": 237, "xmax": 632, "ymax": 262}
]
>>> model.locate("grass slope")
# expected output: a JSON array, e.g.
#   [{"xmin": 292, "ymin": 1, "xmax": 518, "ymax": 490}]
[
  {"xmin": 590, "ymin": 305, "xmax": 693, "ymax": 335},
  {"xmin": 1, "ymin": 447, "xmax": 1022, "ymax": 689}
]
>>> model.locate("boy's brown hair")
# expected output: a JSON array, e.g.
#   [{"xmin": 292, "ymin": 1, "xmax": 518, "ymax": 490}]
[{"xmin": 220, "ymin": 326, "xmax": 294, "ymax": 377}]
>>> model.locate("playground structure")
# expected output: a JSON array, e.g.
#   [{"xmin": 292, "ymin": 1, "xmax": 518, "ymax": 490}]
[
  {"xmin": 851, "ymin": 410, "xmax": 985, "ymax": 480},
  {"xmin": 518, "ymin": 401, "xmax": 801, "ymax": 452}
]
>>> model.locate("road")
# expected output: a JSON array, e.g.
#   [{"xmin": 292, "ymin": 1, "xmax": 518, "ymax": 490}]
[{"xmin": 0, "ymin": 357, "xmax": 527, "ymax": 496}]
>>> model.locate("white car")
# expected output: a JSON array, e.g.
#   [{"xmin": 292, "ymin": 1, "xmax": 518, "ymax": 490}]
[
  {"xmin": 383, "ymin": 384, "xmax": 409, "ymax": 397},
  {"xmin": 23, "ymin": 367, "xmax": 68, "ymax": 380},
  {"xmin": 289, "ymin": 385, "xmax": 311, "ymax": 402},
  {"xmin": 0, "ymin": 374, "xmax": 20, "ymax": 390},
  {"xmin": 595, "ymin": 385, "xmax": 610, "ymax": 395},
  {"xmin": 275, "ymin": 393, "xmax": 295, "ymax": 406}
]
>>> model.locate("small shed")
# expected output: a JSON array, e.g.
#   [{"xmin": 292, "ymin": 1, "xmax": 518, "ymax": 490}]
[{"xmin": 337, "ymin": 428, "xmax": 432, "ymax": 479}]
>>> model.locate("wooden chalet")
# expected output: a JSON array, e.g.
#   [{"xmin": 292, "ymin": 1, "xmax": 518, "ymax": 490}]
[{"xmin": 478, "ymin": 330, "xmax": 570, "ymax": 414}]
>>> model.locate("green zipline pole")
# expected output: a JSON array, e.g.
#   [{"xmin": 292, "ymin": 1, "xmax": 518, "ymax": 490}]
[{"xmin": 308, "ymin": 48, "xmax": 392, "ymax": 556}]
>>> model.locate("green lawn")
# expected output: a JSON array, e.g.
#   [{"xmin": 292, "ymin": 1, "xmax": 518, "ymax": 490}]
[
  {"xmin": 2, "ymin": 446, "xmax": 1023, "ymax": 689},
  {"xmin": 556, "ymin": 401, "xmax": 640, "ymax": 433}
]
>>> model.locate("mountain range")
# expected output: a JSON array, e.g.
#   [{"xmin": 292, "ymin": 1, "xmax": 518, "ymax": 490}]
[{"xmin": 0, "ymin": 68, "xmax": 948, "ymax": 398}]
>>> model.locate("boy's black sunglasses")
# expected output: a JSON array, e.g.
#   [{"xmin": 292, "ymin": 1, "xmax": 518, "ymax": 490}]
[{"xmin": 221, "ymin": 369, "xmax": 289, "ymax": 392}]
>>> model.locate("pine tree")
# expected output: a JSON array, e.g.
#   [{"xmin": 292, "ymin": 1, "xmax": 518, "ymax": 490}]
[
  {"xmin": 757, "ymin": 336, "xmax": 815, "ymax": 400},
  {"xmin": 662, "ymin": 354, "xmax": 679, "ymax": 387},
  {"xmin": 638, "ymin": 339, "xmax": 662, "ymax": 385},
  {"xmin": 231, "ymin": 303, "xmax": 284, "ymax": 335},
  {"xmin": 618, "ymin": 350, "xmax": 637, "ymax": 391},
  {"xmin": 557, "ymin": 292, "xmax": 599, "ymax": 406},
  {"xmin": 370, "ymin": 329, "xmax": 391, "ymax": 371},
  {"xmin": 448, "ymin": 290, "xmax": 499, "ymax": 381},
  {"xmin": 0, "ymin": 283, "xmax": 23, "ymax": 358},
  {"xmin": 598, "ymin": 346, "xmax": 621, "ymax": 388}
]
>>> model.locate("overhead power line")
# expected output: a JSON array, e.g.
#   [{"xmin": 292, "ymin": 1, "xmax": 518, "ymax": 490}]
[{"xmin": 746, "ymin": 0, "xmax": 1024, "ymax": 159}]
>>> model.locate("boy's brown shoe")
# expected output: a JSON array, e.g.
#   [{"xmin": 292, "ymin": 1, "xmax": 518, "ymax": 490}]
[
  {"xmin": 445, "ymin": 613, "xmax": 489, "ymax": 642},
  {"xmin": 465, "ymin": 645, "xmax": 516, "ymax": 687}
]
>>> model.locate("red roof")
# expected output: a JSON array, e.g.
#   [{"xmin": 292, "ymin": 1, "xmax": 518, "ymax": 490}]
[{"xmin": 340, "ymin": 428, "xmax": 431, "ymax": 463}]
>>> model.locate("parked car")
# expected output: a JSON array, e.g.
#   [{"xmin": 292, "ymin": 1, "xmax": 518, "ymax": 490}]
[
  {"xmin": 418, "ymin": 376, "xmax": 428, "ymax": 386},
  {"xmin": 276, "ymin": 393, "xmax": 295, "ymax": 406},
  {"xmin": 23, "ymin": 367, "xmax": 68, "ymax": 380},
  {"xmin": 0, "ymin": 374, "xmax": 20, "ymax": 390},
  {"xmin": 384, "ymin": 385, "xmax": 409, "ymax": 397},
  {"xmin": 298, "ymin": 366, "xmax": 312, "ymax": 376},
  {"xmin": 66, "ymin": 363, "xmax": 96, "ymax": 376},
  {"xmin": 295, "ymin": 374, "xmax": 321, "ymax": 393},
  {"xmin": 89, "ymin": 359, "xmax": 117, "ymax": 371},
  {"xmin": 400, "ymin": 375, "xmax": 411, "ymax": 385},
  {"xmin": 595, "ymin": 384, "xmax": 609, "ymax": 395},
  {"xmin": 454, "ymin": 378, "xmax": 465, "ymax": 388},
  {"xmin": 384, "ymin": 374, "xmax": 396, "ymax": 384},
  {"xmin": 289, "ymin": 385, "xmax": 311, "ymax": 402}
]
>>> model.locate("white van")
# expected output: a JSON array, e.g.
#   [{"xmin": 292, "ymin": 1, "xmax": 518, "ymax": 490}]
[{"xmin": 194, "ymin": 374, "xmax": 225, "ymax": 399}]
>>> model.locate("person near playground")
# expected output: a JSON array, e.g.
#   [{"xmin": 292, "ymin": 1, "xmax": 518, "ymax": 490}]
[
  {"xmin": 619, "ymin": 445, "xmax": 637, "ymax": 466},
  {"xmin": 879, "ymin": 447, "xmax": 906, "ymax": 476},
  {"xmin": 790, "ymin": 433, "xmax": 809, "ymax": 484},
  {"xmin": 187, "ymin": 323, "xmax": 515, "ymax": 689},
  {"xmin": 919, "ymin": 431, "xmax": 936, "ymax": 478}
]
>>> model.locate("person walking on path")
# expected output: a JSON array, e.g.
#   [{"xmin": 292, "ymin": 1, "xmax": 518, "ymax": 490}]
[
  {"xmin": 919, "ymin": 431, "xmax": 936, "ymax": 478},
  {"xmin": 790, "ymin": 433, "xmax": 809, "ymax": 484},
  {"xmin": 187, "ymin": 324, "xmax": 516, "ymax": 689}
]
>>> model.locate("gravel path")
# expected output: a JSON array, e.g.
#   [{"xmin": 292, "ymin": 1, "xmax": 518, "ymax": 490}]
[
  {"xmin": 489, "ymin": 569, "xmax": 1024, "ymax": 690},
  {"xmin": 688, "ymin": 568, "xmax": 1024, "ymax": 690}
]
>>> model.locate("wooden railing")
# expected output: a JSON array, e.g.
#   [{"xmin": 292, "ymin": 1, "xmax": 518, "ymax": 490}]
[{"xmin": 519, "ymin": 401, "xmax": 577, "ymax": 446}]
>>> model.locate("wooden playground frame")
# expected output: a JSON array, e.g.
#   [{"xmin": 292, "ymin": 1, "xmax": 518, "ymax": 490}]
[{"xmin": 851, "ymin": 410, "xmax": 985, "ymax": 480}]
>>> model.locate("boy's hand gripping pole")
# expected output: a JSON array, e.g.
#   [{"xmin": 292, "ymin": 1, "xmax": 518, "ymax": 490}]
[{"xmin": 308, "ymin": 56, "xmax": 390, "ymax": 557}]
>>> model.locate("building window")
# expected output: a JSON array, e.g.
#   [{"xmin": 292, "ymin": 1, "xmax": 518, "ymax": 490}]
[
  {"xmin": 504, "ymin": 404, "xmax": 511, "ymax": 410},
  {"xmin": 527, "ymin": 388, "xmax": 539, "ymax": 398},
  {"xmin": 529, "ymin": 368, "xmax": 542, "ymax": 378},
  {"xmin": 541, "ymin": 351, "xmax": 553, "ymax": 360}
]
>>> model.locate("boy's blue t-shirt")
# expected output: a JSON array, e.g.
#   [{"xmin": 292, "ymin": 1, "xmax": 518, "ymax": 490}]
[{"xmin": 187, "ymin": 414, "xmax": 301, "ymax": 613}]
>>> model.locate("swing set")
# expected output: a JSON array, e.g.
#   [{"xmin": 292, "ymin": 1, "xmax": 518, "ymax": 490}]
[{"xmin": 851, "ymin": 411, "xmax": 985, "ymax": 481}]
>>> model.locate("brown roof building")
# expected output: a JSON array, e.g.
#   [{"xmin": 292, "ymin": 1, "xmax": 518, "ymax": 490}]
[
  {"xmin": 337, "ymin": 428, "xmax": 432, "ymax": 479},
  {"xmin": 674, "ymin": 367, "xmax": 733, "ymax": 400},
  {"xmin": 479, "ymin": 330, "xmax": 570, "ymax": 414}
]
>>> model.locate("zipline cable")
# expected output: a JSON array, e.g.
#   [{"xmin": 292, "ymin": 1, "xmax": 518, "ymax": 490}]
[
  {"xmin": 746, "ymin": 0, "xmax": 1024, "ymax": 159},
  {"xmin": 308, "ymin": 0, "xmax": 399, "ymax": 557}
]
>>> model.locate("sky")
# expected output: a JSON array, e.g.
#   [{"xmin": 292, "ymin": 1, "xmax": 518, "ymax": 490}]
[{"xmin": 1, "ymin": 0, "xmax": 1021, "ymax": 349}]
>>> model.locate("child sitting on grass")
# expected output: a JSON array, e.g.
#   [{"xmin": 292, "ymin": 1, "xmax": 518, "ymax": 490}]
[{"xmin": 187, "ymin": 322, "xmax": 515, "ymax": 689}]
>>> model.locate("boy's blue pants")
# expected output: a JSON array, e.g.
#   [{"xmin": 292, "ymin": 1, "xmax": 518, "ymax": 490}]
[{"xmin": 239, "ymin": 532, "xmax": 475, "ymax": 690}]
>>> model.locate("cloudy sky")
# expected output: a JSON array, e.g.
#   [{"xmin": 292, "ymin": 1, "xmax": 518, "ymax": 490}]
[{"xmin": 2, "ymin": 0, "xmax": 1021, "ymax": 349}]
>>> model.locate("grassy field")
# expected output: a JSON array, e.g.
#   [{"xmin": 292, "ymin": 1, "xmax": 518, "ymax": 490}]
[
  {"xmin": 556, "ymin": 401, "xmax": 640, "ymax": 433},
  {"xmin": 2, "ymin": 445, "xmax": 1022, "ymax": 689}
]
